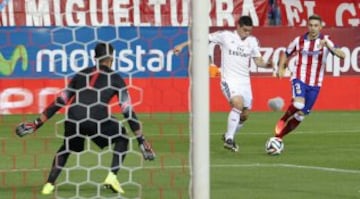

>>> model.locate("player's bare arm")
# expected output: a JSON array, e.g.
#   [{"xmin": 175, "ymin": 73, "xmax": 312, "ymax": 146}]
[
  {"xmin": 173, "ymin": 40, "xmax": 190, "ymax": 55},
  {"xmin": 320, "ymin": 39, "xmax": 346, "ymax": 59},
  {"xmin": 277, "ymin": 51, "xmax": 288, "ymax": 78},
  {"xmin": 253, "ymin": 56, "xmax": 273, "ymax": 68}
]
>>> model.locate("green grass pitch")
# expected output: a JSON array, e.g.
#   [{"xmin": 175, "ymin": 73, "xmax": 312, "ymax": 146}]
[{"xmin": 1, "ymin": 111, "xmax": 359, "ymax": 199}]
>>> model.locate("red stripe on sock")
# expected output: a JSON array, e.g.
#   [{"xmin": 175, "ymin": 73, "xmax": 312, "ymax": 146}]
[
  {"xmin": 278, "ymin": 117, "xmax": 301, "ymax": 138},
  {"xmin": 280, "ymin": 104, "xmax": 298, "ymax": 122}
]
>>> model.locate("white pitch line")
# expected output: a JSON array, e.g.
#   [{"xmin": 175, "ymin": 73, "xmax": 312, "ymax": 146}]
[
  {"xmin": 2, "ymin": 163, "xmax": 360, "ymax": 174},
  {"xmin": 277, "ymin": 163, "xmax": 360, "ymax": 174},
  {"xmin": 145, "ymin": 163, "xmax": 360, "ymax": 174},
  {"xmin": 209, "ymin": 129, "xmax": 360, "ymax": 136},
  {"xmin": 211, "ymin": 163, "xmax": 360, "ymax": 174}
]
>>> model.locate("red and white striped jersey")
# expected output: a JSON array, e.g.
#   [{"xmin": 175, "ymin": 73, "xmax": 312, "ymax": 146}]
[{"xmin": 286, "ymin": 33, "xmax": 335, "ymax": 87}]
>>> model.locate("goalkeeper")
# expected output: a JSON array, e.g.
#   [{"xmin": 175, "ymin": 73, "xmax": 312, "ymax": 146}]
[{"xmin": 15, "ymin": 43, "xmax": 155, "ymax": 195}]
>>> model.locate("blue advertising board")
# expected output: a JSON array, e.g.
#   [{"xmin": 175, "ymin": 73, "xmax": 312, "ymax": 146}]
[{"xmin": 0, "ymin": 27, "xmax": 189, "ymax": 78}]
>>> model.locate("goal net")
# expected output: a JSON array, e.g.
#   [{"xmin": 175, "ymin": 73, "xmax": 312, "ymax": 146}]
[{"xmin": 0, "ymin": 23, "xmax": 191, "ymax": 199}]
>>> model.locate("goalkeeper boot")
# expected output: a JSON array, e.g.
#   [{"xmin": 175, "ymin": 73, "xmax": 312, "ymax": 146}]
[
  {"xmin": 41, "ymin": 182, "xmax": 55, "ymax": 195},
  {"xmin": 224, "ymin": 138, "xmax": 239, "ymax": 152},
  {"xmin": 104, "ymin": 172, "xmax": 125, "ymax": 194}
]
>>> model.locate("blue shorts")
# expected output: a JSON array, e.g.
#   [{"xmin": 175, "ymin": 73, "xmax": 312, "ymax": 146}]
[{"xmin": 291, "ymin": 79, "xmax": 320, "ymax": 115}]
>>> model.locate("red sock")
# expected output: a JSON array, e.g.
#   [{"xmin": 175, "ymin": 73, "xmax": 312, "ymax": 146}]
[
  {"xmin": 280, "ymin": 104, "xmax": 299, "ymax": 122},
  {"xmin": 277, "ymin": 117, "xmax": 301, "ymax": 138}
]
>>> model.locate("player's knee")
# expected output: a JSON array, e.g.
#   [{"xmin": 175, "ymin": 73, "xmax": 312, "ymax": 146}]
[
  {"xmin": 294, "ymin": 112, "xmax": 305, "ymax": 121},
  {"xmin": 230, "ymin": 97, "xmax": 244, "ymax": 110},
  {"xmin": 240, "ymin": 114, "xmax": 248, "ymax": 122},
  {"xmin": 293, "ymin": 101, "xmax": 305, "ymax": 110}
]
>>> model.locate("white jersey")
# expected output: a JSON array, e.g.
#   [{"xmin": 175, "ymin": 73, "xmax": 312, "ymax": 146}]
[{"xmin": 209, "ymin": 30, "xmax": 261, "ymax": 84}]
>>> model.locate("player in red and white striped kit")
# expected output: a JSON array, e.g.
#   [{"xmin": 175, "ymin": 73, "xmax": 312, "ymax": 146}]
[{"xmin": 275, "ymin": 15, "xmax": 345, "ymax": 139}]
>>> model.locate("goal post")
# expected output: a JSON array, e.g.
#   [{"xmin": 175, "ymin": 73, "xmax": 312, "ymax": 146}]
[{"xmin": 190, "ymin": 1, "xmax": 210, "ymax": 199}]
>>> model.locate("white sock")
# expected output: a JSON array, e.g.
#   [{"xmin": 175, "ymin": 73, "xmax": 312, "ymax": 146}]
[
  {"xmin": 235, "ymin": 122, "xmax": 244, "ymax": 134},
  {"xmin": 225, "ymin": 108, "xmax": 241, "ymax": 140}
]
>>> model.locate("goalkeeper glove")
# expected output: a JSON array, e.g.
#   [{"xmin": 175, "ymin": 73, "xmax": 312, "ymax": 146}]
[
  {"xmin": 15, "ymin": 118, "xmax": 43, "ymax": 137},
  {"xmin": 137, "ymin": 135, "xmax": 155, "ymax": 161}
]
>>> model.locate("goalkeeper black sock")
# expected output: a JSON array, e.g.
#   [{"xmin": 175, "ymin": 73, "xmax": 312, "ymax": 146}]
[
  {"xmin": 111, "ymin": 138, "xmax": 128, "ymax": 175},
  {"xmin": 47, "ymin": 144, "xmax": 70, "ymax": 184}
]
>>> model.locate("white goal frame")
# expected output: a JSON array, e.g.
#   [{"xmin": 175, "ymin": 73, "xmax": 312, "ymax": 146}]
[{"xmin": 190, "ymin": 1, "xmax": 210, "ymax": 199}]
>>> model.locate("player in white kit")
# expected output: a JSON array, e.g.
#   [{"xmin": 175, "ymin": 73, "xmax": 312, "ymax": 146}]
[{"xmin": 174, "ymin": 16, "xmax": 273, "ymax": 152}]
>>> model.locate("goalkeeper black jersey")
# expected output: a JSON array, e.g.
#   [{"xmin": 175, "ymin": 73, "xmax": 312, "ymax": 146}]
[
  {"xmin": 66, "ymin": 65, "xmax": 127, "ymax": 121},
  {"xmin": 41, "ymin": 65, "xmax": 140, "ymax": 132}
]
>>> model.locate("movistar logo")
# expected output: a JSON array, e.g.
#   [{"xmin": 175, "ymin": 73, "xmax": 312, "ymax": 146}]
[{"xmin": 0, "ymin": 45, "xmax": 28, "ymax": 76}]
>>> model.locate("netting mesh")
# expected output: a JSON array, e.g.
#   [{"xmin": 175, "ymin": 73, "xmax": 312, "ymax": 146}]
[
  {"xmin": 0, "ymin": 25, "xmax": 190, "ymax": 198},
  {"xmin": 49, "ymin": 26, "xmax": 141, "ymax": 199}
]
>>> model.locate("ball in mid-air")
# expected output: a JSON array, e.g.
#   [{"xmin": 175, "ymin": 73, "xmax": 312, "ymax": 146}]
[{"xmin": 267, "ymin": 97, "xmax": 284, "ymax": 111}]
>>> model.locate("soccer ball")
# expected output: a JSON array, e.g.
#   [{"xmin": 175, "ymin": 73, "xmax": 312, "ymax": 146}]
[{"xmin": 265, "ymin": 137, "xmax": 284, "ymax": 155}]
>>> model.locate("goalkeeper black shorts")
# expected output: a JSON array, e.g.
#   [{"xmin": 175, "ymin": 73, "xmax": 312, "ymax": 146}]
[{"xmin": 63, "ymin": 118, "xmax": 128, "ymax": 152}]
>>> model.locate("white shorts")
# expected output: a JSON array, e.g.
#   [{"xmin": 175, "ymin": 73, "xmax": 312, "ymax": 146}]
[{"xmin": 220, "ymin": 80, "xmax": 253, "ymax": 109}]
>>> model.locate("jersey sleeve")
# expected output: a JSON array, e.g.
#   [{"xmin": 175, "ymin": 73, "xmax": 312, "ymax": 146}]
[
  {"xmin": 41, "ymin": 74, "xmax": 78, "ymax": 120},
  {"xmin": 115, "ymin": 75, "xmax": 141, "ymax": 132},
  {"xmin": 209, "ymin": 31, "xmax": 225, "ymax": 45},
  {"xmin": 251, "ymin": 37, "xmax": 261, "ymax": 58},
  {"xmin": 285, "ymin": 36, "xmax": 299, "ymax": 57}
]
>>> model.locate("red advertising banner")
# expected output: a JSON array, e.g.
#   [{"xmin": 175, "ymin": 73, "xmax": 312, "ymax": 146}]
[
  {"xmin": 0, "ymin": 77, "xmax": 359, "ymax": 114},
  {"xmin": 0, "ymin": 0, "xmax": 268, "ymax": 27},
  {"xmin": 0, "ymin": 78, "xmax": 189, "ymax": 114},
  {"xmin": 279, "ymin": 0, "xmax": 360, "ymax": 27}
]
